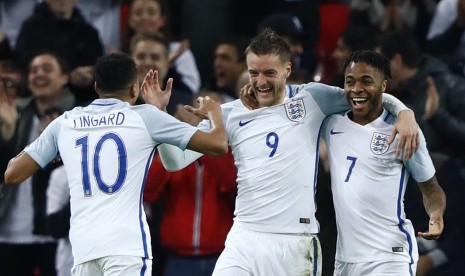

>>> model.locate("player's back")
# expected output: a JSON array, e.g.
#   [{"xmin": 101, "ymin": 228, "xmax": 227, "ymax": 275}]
[{"xmin": 57, "ymin": 99, "xmax": 155, "ymax": 265}]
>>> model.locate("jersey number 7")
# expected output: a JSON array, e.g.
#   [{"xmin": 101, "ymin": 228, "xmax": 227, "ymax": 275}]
[{"xmin": 345, "ymin": 156, "xmax": 357, "ymax": 182}]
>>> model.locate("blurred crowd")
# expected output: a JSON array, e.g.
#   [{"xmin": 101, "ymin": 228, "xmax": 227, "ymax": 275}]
[{"xmin": 0, "ymin": 0, "xmax": 464, "ymax": 275}]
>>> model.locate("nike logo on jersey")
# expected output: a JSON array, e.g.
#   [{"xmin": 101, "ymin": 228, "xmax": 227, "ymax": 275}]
[
  {"xmin": 330, "ymin": 129, "xmax": 344, "ymax": 135},
  {"xmin": 239, "ymin": 119, "xmax": 254, "ymax": 126}
]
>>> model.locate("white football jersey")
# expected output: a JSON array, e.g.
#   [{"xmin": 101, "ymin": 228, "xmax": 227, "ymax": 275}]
[
  {"xmin": 322, "ymin": 109, "xmax": 435, "ymax": 264},
  {"xmin": 198, "ymin": 83, "xmax": 348, "ymax": 234},
  {"xmin": 25, "ymin": 99, "xmax": 197, "ymax": 265}
]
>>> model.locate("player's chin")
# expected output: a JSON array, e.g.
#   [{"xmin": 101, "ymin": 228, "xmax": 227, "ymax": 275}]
[{"xmin": 257, "ymin": 98, "xmax": 271, "ymax": 107}]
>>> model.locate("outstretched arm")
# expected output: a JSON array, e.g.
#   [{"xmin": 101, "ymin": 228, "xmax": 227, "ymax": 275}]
[
  {"xmin": 158, "ymin": 144, "xmax": 203, "ymax": 171},
  {"xmin": 157, "ymin": 96, "xmax": 227, "ymax": 171},
  {"xmin": 141, "ymin": 69, "xmax": 228, "ymax": 154},
  {"xmin": 4, "ymin": 151, "xmax": 40, "ymax": 185},
  {"xmin": 184, "ymin": 96, "xmax": 228, "ymax": 154},
  {"xmin": 416, "ymin": 176, "xmax": 446, "ymax": 240}
]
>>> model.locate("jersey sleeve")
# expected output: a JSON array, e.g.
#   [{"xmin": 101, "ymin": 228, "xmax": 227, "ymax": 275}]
[
  {"xmin": 196, "ymin": 100, "xmax": 236, "ymax": 132},
  {"xmin": 293, "ymin": 82, "xmax": 349, "ymax": 115},
  {"xmin": 405, "ymin": 129, "xmax": 436, "ymax": 182},
  {"xmin": 292, "ymin": 83, "xmax": 409, "ymax": 117},
  {"xmin": 158, "ymin": 143, "xmax": 203, "ymax": 172},
  {"xmin": 24, "ymin": 115, "xmax": 62, "ymax": 168},
  {"xmin": 381, "ymin": 93, "xmax": 410, "ymax": 116},
  {"xmin": 137, "ymin": 105, "xmax": 197, "ymax": 150},
  {"xmin": 320, "ymin": 115, "xmax": 332, "ymax": 143},
  {"xmin": 157, "ymin": 101, "xmax": 235, "ymax": 171}
]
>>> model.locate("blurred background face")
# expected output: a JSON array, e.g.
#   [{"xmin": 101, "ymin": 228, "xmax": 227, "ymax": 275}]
[
  {"xmin": 332, "ymin": 38, "xmax": 352, "ymax": 73},
  {"xmin": 129, "ymin": 0, "xmax": 165, "ymax": 35},
  {"xmin": 44, "ymin": 0, "xmax": 77, "ymax": 19},
  {"xmin": 375, "ymin": 47, "xmax": 401, "ymax": 94},
  {"xmin": 214, "ymin": 43, "xmax": 246, "ymax": 89},
  {"xmin": 131, "ymin": 40, "xmax": 169, "ymax": 83},
  {"xmin": 282, "ymin": 36, "xmax": 304, "ymax": 60},
  {"xmin": 0, "ymin": 66, "xmax": 22, "ymax": 100},
  {"xmin": 28, "ymin": 54, "xmax": 69, "ymax": 98}
]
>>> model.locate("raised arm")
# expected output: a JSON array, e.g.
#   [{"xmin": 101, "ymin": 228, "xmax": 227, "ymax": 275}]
[
  {"xmin": 142, "ymin": 69, "xmax": 228, "ymax": 170},
  {"xmin": 416, "ymin": 176, "xmax": 446, "ymax": 240},
  {"xmin": 141, "ymin": 69, "xmax": 173, "ymax": 111},
  {"xmin": 157, "ymin": 97, "xmax": 227, "ymax": 171},
  {"xmin": 184, "ymin": 96, "xmax": 228, "ymax": 156}
]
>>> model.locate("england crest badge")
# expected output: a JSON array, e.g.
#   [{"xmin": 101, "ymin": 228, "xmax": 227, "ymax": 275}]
[
  {"xmin": 285, "ymin": 99, "xmax": 306, "ymax": 122},
  {"xmin": 371, "ymin": 132, "xmax": 390, "ymax": 155}
]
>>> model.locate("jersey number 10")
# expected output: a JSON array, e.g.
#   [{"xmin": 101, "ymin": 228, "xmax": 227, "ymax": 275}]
[{"xmin": 76, "ymin": 132, "xmax": 127, "ymax": 196}]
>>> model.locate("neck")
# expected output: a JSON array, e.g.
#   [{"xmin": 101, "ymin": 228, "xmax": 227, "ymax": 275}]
[
  {"xmin": 350, "ymin": 106, "xmax": 383, "ymax": 126},
  {"xmin": 35, "ymin": 94, "xmax": 60, "ymax": 115},
  {"xmin": 99, "ymin": 92, "xmax": 133, "ymax": 103}
]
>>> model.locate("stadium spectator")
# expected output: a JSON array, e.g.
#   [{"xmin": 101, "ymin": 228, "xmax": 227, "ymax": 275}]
[
  {"xmin": 129, "ymin": 33, "xmax": 193, "ymax": 114},
  {"xmin": 0, "ymin": 50, "xmax": 75, "ymax": 276},
  {"xmin": 122, "ymin": 0, "xmax": 201, "ymax": 93},
  {"xmin": 203, "ymin": 35, "xmax": 249, "ymax": 101},
  {"xmin": 15, "ymin": 0, "xmax": 104, "ymax": 106}
]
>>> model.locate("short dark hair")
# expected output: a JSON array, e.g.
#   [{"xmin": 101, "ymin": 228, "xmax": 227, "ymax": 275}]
[
  {"xmin": 245, "ymin": 28, "xmax": 291, "ymax": 63},
  {"xmin": 28, "ymin": 49, "xmax": 70, "ymax": 75},
  {"xmin": 216, "ymin": 35, "xmax": 250, "ymax": 63},
  {"xmin": 378, "ymin": 30, "xmax": 422, "ymax": 68},
  {"xmin": 94, "ymin": 53, "xmax": 137, "ymax": 93},
  {"xmin": 129, "ymin": 33, "xmax": 169, "ymax": 56},
  {"xmin": 343, "ymin": 50, "xmax": 392, "ymax": 80}
]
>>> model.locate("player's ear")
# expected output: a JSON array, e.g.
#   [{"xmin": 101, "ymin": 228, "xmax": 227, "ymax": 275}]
[
  {"xmin": 129, "ymin": 83, "xmax": 137, "ymax": 99},
  {"xmin": 94, "ymin": 81, "xmax": 102, "ymax": 95},
  {"xmin": 286, "ymin": 62, "xmax": 291, "ymax": 78},
  {"xmin": 381, "ymin": 80, "xmax": 387, "ymax": 93}
]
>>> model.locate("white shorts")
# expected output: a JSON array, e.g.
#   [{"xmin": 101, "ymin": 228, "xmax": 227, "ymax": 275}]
[
  {"xmin": 213, "ymin": 222, "xmax": 322, "ymax": 276},
  {"xmin": 71, "ymin": 255, "xmax": 152, "ymax": 276},
  {"xmin": 334, "ymin": 260, "xmax": 417, "ymax": 276}
]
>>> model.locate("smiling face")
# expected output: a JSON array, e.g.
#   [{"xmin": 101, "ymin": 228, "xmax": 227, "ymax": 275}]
[
  {"xmin": 131, "ymin": 39, "xmax": 169, "ymax": 83},
  {"xmin": 28, "ymin": 54, "xmax": 69, "ymax": 99},
  {"xmin": 344, "ymin": 61, "xmax": 386, "ymax": 125},
  {"xmin": 129, "ymin": 0, "xmax": 165, "ymax": 35},
  {"xmin": 247, "ymin": 53, "xmax": 290, "ymax": 107}
]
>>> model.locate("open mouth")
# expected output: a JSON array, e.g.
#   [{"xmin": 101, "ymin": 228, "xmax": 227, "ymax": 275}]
[
  {"xmin": 351, "ymin": 97, "xmax": 368, "ymax": 109},
  {"xmin": 216, "ymin": 71, "xmax": 226, "ymax": 78},
  {"xmin": 33, "ymin": 78, "xmax": 50, "ymax": 88},
  {"xmin": 256, "ymin": 87, "xmax": 272, "ymax": 93}
]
